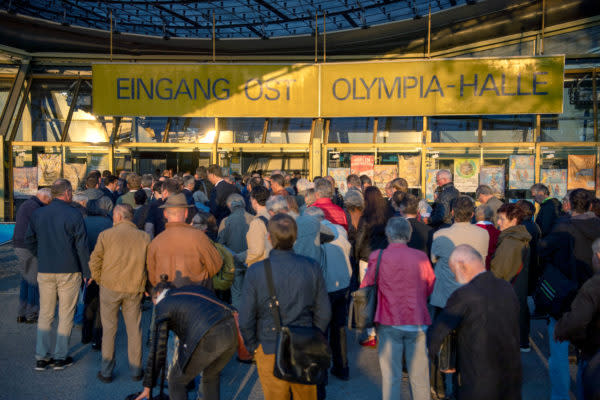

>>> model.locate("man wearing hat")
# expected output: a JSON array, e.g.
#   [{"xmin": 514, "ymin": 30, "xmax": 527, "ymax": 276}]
[{"xmin": 146, "ymin": 193, "xmax": 223, "ymax": 289}]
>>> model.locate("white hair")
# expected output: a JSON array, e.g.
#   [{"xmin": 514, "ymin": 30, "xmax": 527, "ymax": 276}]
[
  {"xmin": 296, "ymin": 178, "xmax": 314, "ymax": 194},
  {"xmin": 385, "ymin": 217, "xmax": 412, "ymax": 243},
  {"xmin": 266, "ymin": 195, "xmax": 289, "ymax": 214}
]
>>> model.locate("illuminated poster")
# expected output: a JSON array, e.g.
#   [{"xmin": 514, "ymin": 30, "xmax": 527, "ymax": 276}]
[
  {"xmin": 398, "ymin": 154, "xmax": 421, "ymax": 187},
  {"xmin": 329, "ymin": 168, "xmax": 350, "ymax": 195},
  {"xmin": 37, "ymin": 153, "xmax": 61, "ymax": 187},
  {"xmin": 350, "ymin": 155, "xmax": 375, "ymax": 179},
  {"xmin": 64, "ymin": 163, "xmax": 88, "ymax": 191},
  {"xmin": 480, "ymin": 166, "xmax": 505, "ymax": 197},
  {"xmin": 540, "ymin": 169, "xmax": 567, "ymax": 199},
  {"xmin": 373, "ymin": 165, "xmax": 398, "ymax": 191},
  {"xmin": 568, "ymin": 155, "xmax": 596, "ymax": 190},
  {"xmin": 13, "ymin": 167, "xmax": 38, "ymax": 198},
  {"xmin": 425, "ymin": 169, "xmax": 440, "ymax": 202},
  {"xmin": 509, "ymin": 155, "xmax": 535, "ymax": 190},
  {"xmin": 454, "ymin": 158, "xmax": 480, "ymax": 192}
]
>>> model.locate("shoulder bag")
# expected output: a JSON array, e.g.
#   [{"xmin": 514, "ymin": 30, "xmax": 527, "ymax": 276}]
[
  {"xmin": 264, "ymin": 258, "xmax": 331, "ymax": 385},
  {"xmin": 348, "ymin": 249, "xmax": 383, "ymax": 330}
]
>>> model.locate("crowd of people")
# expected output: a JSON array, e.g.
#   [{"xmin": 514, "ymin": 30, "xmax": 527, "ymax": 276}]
[{"xmin": 11, "ymin": 165, "xmax": 600, "ymax": 400}]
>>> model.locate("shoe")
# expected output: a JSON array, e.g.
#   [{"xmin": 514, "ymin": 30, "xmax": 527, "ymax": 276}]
[
  {"xmin": 359, "ymin": 336, "xmax": 377, "ymax": 347},
  {"xmin": 520, "ymin": 345, "xmax": 531, "ymax": 353},
  {"xmin": 330, "ymin": 367, "xmax": 349, "ymax": 381},
  {"xmin": 53, "ymin": 357, "xmax": 74, "ymax": 370},
  {"xmin": 236, "ymin": 356, "xmax": 255, "ymax": 364},
  {"xmin": 34, "ymin": 359, "xmax": 53, "ymax": 371},
  {"xmin": 97, "ymin": 371, "xmax": 113, "ymax": 383},
  {"xmin": 25, "ymin": 317, "xmax": 38, "ymax": 324},
  {"xmin": 17, "ymin": 316, "xmax": 27, "ymax": 323},
  {"xmin": 91, "ymin": 342, "xmax": 101, "ymax": 351}
]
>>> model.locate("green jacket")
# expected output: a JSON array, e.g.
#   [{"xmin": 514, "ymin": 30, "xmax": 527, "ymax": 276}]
[{"xmin": 491, "ymin": 224, "xmax": 531, "ymax": 282}]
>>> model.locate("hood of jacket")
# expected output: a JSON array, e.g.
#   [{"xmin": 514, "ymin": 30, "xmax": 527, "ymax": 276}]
[
  {"xmin": 570, "ymin": 212, "xmax": 600, "ymax": 241},
  {"xmin": 498, "ymin": 224, "xmax": 532, "ymax": 244}
]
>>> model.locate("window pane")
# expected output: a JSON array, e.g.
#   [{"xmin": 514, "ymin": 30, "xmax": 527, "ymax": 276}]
[
  {"xmin": 168, "ymin": 118, "xmax": 215, "ymax": 143},
  {"xmin": 481, "ymin": 115, "xmax": 534, "ymax": 143},
  {"xmin": 429, "ymin": 117, "xmax": 479, "ymax": 143},
  {"xmin": 376, "ymin": 117, "xmax": 422, "ymax": 143},
  {"xmin": 266, "ymin": 118, "xmax": 312, "ymax": 144},
  {"xmin": 219, "ymin": 118, "xmax": 264, "ymax": 143},
  {"xmin": 328, "ymin": 118, "xmax": 374, "ymax": 143}
]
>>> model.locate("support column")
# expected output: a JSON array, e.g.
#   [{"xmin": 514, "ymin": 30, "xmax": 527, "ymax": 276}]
[{"xmin": 311, "ymin": 118, "xmax": 324, "ymax": 179}]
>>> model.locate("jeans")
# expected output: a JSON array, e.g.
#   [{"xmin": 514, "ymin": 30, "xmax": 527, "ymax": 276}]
[
  {"xmin": 575, "ymin": 358, "xmax": 589, "ymax": 400},
  {"xmin": 513, "ymin": 265, "xmax": 531, "ymax": 347},
  {"xmin": 377, "ymin": 325, "xmax": 430, "ymax": 400},
  {"xmin": 36, "ymin": 272, "xmax": 81, "ymax": 361},
  {"xmin": 230, "ymin": 270, "xmax": 245, "ymax": 310},
  {"xmin": 18, "ymin": 278, "xmax": 39, "ymax": 319},
  {"xmin": 81, "ymin": 281, "xmax": 102, "ymax": 346},
  {"xmin": 167, "ymin": 317, "xmax": 238, "ymax": 400},
  {"xmin": 548, "ymin": 318, "xmax": 570, "ymax": 400},
  {"xmin": 99, "ymin": 286, "xmax": 143, "ymax": 378}
]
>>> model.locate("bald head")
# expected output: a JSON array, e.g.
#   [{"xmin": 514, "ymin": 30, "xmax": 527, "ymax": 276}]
[{"xmin": 449, "ymin": 244, "xmax": 485, "ymax": 284}]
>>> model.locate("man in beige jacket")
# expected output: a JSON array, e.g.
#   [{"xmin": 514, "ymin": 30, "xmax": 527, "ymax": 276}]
[{"xmin": 89, "ymin": 204, "xmax": 151, "ymax": 383}]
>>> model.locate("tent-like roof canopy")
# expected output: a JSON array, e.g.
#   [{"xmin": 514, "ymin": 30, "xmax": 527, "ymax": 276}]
[{"xmin": 0, "ymin": 0, "xmax": 471, "ymax": 39}]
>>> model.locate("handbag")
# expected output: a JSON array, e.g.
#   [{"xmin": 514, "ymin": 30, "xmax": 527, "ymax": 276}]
[
  {"xmin": 437, "ymin": 331, "xmax": 457, "ymax": 373},
  {"xmin": 348, "ymin": 249, "xmax": 383, "ymax": 330},
  {"xmin": 263, "ymin": 258, "xmax": 331, "ymax": 385}
]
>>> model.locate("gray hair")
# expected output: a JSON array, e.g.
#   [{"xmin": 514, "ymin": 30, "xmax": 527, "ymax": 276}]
[
  {"xmin": 72, "ymin": 193, "xmax": 88, "ymax": 206},
  {"xmin": 385, "ymin": 217, "xmax": 413, "ymax": 243},
  {"xmin": 296, "ymin": 178, "xmax": 314, "ymax": 194},
  {"xmin": 193, "ymin": 190, "xmax": 208, "ymax": 204},
  {"xmin": 314, "ymin": 178, "xmax": 333, "ymax": 199},
  {"xmin": 343, "ymin": 189, "xmax": 364, "ymax": 211},
  {"xmin": 592, "ymin": 238, "xmax": 600, "ymax": 254},
  {"xmin": 475, "ymin": 185, "xmax": 494, "ymax": 197},
  {"xmin": 449, "ymin": 244, "xmax": 485, "ymax": 270},
  {"xmin": 436, "ymin": 169, "xmax": 452, "ymax": 181},
  {"xmin": 266, "ymin": 195, "xmax": 289, "ymax": 214},
  {"xmin": 226, "ymin": 193, "xmax": 246, "ymax": 209},
  {"xmin": 191, "ymin": 213, "xmax": 209, "ymax": 231},
  {"xmin": 114, "ymin": 204, "xmax": 133, "ymax": 221},
  {"xmin": 303, "ymin": 206, "xmax": 325, "ymax": 221},
  {"xmin": 51, "ymin": 178, "xmax": 72, "ymax": 198},
  {"xmin": 474, "ymin": 205, "xmax": 494, "ymax": 222},
  {"xmin": 37, "ymin": 188, "xmax": 52, "ymax": 201},
  {"xmin": 141, "ymin": 174, "xmax": 154, "ymax": 188},
  {"xmin": 530, "ymin": 183, "xmax": 550, "ymax": 196},
  {"xmin": 183, "ymin": 175, "xmax": 196, "ymax": 188}
]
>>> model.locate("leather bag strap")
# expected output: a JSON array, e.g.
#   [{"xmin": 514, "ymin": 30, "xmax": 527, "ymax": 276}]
[{"xmin": 264, "ymin": 258, "xmax": 283, "ymax": 332}]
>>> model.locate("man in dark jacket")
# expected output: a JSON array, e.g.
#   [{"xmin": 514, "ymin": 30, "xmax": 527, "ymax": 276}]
[
  {"xmin": 81, "ymin": 175, "xmax": 114, "ymax": 215},
  {"xmin": 207, "ymin": 164, "xmax": 239, "ymax": 225},
  {"xmin": 134, "ymin": 283, "xmax": 238, "ymax": 400},
  {"xmin": 25, "ymin": 179, "xmax": 90, "ymax": 371},
  {"xmin": 428, "ymin": 244, "xmax": 522, "ymax": 400},
  {"xmin": 531, "ymin": 183, "xmax": 562, "ymax": 238},
  {"xmin": 399, "ymin": 193, "xmax": 433, "ymax": 257},
  {"xmin": 555, "ymin": 238, "xmax": 600, "ymax": 400},
  {"xmin": 430, "ymin": 170, "xmax": 460, "ymax": 229},
  {"xmin": 13, "ymin": 188, "xmax": 52, "ymax": 323},
  {"xmin": 239, "ymin": 214, "xmax": 331, "ymax": 400}
]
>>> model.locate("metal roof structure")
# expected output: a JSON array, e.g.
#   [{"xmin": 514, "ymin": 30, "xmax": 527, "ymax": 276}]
[{"xmin": 1, "ymin": 0, "xmax": 471, "ymax": 39}]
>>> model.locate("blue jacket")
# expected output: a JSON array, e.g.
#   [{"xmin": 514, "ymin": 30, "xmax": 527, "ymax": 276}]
[
  {"xmin": 13, "ymin": 196, "xmax": 45, "ymax": 248},
  {"xmin": 239, "ymin": 249, "xmax": 331, "ymax": 354},
  {"xmin": 25, "ymin": 199, "xmax": 91, "ymax": 277},
  {"xmin": 84, "ymin": 215, "xmax": 113, "ymax": 252}
]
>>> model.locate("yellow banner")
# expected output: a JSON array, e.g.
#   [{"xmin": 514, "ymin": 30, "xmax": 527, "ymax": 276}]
[
  {"xmin": 92, "ymin": 64, "xmax": 319, "ymax": 117},
  {"xmin": 320, "ymin": 57, "xmax": 564, "ymax": 116},
  {"xmin": 93, "ymin": 57, "xmax": 564, "ymax": 117}
]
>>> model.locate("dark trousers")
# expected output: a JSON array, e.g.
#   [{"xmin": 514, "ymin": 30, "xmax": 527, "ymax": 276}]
[
  {"xmin": 318, "ymin": 288, "xmax": 350, "ymax": 400},
  {"xmin": 429, "ymin": 305, "xmax": 458, "ymax": 398},
  {"xmin": 513, "ymin": 267, "xmax": 531, "ymax": 347},
  {"xmin": 168, "ymin": 317, "xmax": 238, "ymax": 400},
  {"xmin": 18, "ymin": 278, "xmax": 39, "ymax": 319},
  {"xmin": 82, "ymin": 281, "xmax": 102, "ymax": 346}
]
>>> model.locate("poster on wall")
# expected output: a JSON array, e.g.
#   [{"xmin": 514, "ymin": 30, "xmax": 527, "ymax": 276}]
[
  {"xmin": 540, "ymin": 169, "xmax": 567, "ymax": 199},
  {"xmin": 37, "ymin": 153, "xmax": 61, "ymax": 187},
  {"xmin": 373, "ymin": 165, "xmax": 398, "ymax": 191},
  {"xmin": 568, "ymin": 155, "xmax": 596, "ymax": 190},
  {"xmin": 398, "ymin": 154, "xmax": 421, "ymax": 187},
  {"xmin": 13, "ymin": 167, "xmax": 38, "ymax": 198},
  {"xmin": 350, "ymin": 155, "xmax": 374, "ymax": 179},
  {"xmin": 479, "ymin": 166, "xmax": 505, "ymax": 197},
  {"xmin": 508, "ymin": 155, "xmax": 535, "ymax": 190},
  {"xmin": 454, "ymin": 158, "xmax": 480, "ymax": 193},
  {"xmin": 87, "ymin": 154, "xmax": 109, "ymax": 176},
  {"xmin": 329, "ymin": 168, "xmax": 351, "ymax": 195},
  {"xmin": 425, "ymin": 169, "xmax": 440, "ymax": 202},
  {"xmin": 64, "ymin": 163, "xmax": 88, "ymax": 191}
]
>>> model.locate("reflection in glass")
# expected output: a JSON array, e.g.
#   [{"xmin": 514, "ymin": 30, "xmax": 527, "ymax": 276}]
[
  {"xmin": 429, "ymin": 117, "xmax": 479, "ymax": 143},
  {"xmin": 481, "ymin": 115, "xmax": 534, "ymax": 143},
  {"xmin": 219, "ymin": 118, "xmax": 264, "ymax": 143},
  {"xmin": 267, "ymin": 119, "xmax": 312, "ymax": 144},
  {"xmin": 328, "ymin": 118, "xmax": 374, "ymax": 143},
  {"xmin": 376, "ymin": 117, "xmax": 422, "ymax": 143}
]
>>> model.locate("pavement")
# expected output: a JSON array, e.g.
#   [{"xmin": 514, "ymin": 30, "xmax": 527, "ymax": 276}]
[{"xmin": 0, "ymin": 243, "xmax": 576, "ymax": 400}]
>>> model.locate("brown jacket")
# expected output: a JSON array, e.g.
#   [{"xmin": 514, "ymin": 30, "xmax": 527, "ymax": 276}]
[
  {"xmin": 89, "ymin": 220, "xmax": 151, "ymax": 293},
  {"xmin": 147, "ymin": 222, "xmax": 223, "ymax": 288}
]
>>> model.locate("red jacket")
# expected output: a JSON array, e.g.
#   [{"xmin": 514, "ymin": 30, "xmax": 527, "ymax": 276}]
[
  {"xmin": 311, "ymin": 198, "xmax": 348, "ymax": 231},
  {"xmin": 476, "ymin": 222, "xmax": 500, "ymax": 270},
  {"xmin": 361, "ymin": 244, "xmax": 435, "ymax": 326}
]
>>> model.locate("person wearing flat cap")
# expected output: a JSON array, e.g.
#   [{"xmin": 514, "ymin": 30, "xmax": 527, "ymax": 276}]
[{"xmin": 146, "ymin": 193, "xmax": 223, "ymax": 289}]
